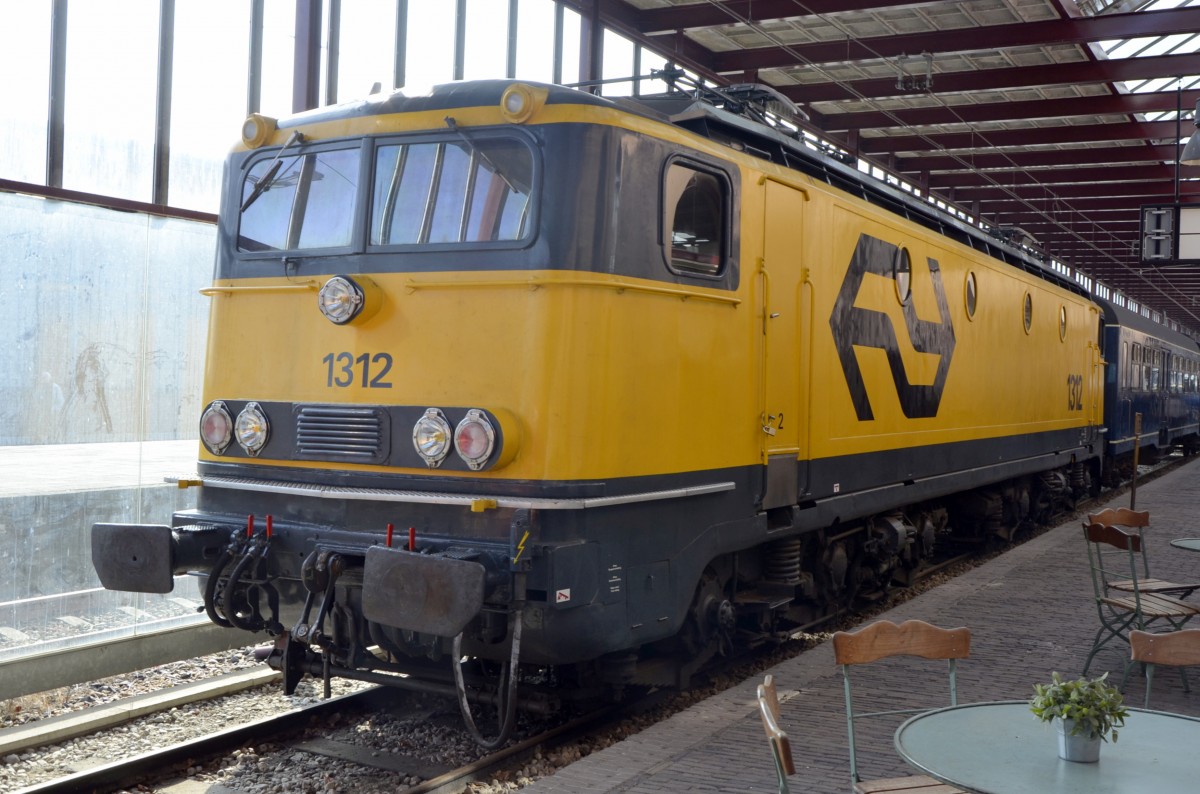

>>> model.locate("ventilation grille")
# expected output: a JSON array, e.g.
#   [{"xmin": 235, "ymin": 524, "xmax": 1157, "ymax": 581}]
[{"xmin": 295, "ymin": 405, "xmax": 390, "ymax": 464}]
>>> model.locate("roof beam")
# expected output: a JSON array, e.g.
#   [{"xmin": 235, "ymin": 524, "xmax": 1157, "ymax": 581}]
[
  {"xmin": 895, "ymin": 144, "xmax": 1181, "ymax": 173},
  {"xmin": 633, "ymin": 1, "xmax": 924, "ymax": 34},
  {"xmin": 785, "ymin": 52, "xmax": 1200, "ymax": 105},
  {"xmin": 858, "ymin": 120, "xmax": 1181, "ymax": 154},
  {"xmin": 926, "ymin": 164, "xmax": 1177, "ymax": 188},
  {"xmin": 710, "ymin": 7, "xmax": 1200, "ymax": 73},
  {"xmin": 933, "ymin": 180, "xmax": 1200, "ymax": 202},
  {"xmin": 822, "ymin": 89, "xmax": 1200, "ymax": 132}
]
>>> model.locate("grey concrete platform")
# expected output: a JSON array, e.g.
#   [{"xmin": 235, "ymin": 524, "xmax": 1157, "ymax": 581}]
[{"xmin": 524, "ymin": 459, "xmax": 1200, "ymax": 793}]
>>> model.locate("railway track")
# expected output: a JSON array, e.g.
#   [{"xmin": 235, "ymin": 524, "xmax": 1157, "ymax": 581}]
[{"xmin": 5, "ymin": 679, "xmax": 666, "ymax": 794}]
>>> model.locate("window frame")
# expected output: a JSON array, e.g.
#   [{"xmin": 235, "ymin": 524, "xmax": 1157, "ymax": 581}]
[
  {"xmin": 366, "ymin": 128, "xmax": 540, "ymax": 253},
  {"xmin": 660, "ymin": 156, "xmax": 732, "ymax": 281},
  {"xmin": 235, "ymin": 138, "xmax": 371, "ymax": 258}
]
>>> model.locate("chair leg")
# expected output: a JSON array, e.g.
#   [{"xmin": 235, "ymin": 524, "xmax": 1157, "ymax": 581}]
[
  {"xmin": 771, "ymin": 746, "xmax": 790, "ymax": 794},
  {"xmin": 1145, "ymin": 664, "xmax": 1155, "ymax": 709}
]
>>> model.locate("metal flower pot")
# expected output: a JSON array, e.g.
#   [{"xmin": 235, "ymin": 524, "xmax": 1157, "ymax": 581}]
[{"xmin": 1056, "ymin": 718, "xmax": 1101, "ymax": 763}]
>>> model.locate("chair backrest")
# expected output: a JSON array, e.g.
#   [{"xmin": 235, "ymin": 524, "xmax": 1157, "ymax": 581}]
[
  {"xmin": 1089, "ymin": 508, "xmax": 1152, "ymax": 576},
  {"xmin": 832, "ymin": 620, "xmax": 971, "ymax": 785},
  {"xmin": 1130, "ymin": 629, "xmax": 1200, "ymax": 707},
  {"xmin": 1088, "ymin": 508, "xmax": 1150, "ymax": 531},
  {"xmin": 1083, "ymin": 521, "xmax": 1143, "ymax": 600},
  {"xmin": 757, "ymin": 674, "xmax": 795, "ymax": 793}
]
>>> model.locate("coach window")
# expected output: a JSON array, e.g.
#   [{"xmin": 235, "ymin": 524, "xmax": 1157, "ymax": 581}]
[
  {"xmin": 1022, "ymin": 292, "xmax": 1032, "ymax": 334},
  {"xmin": 1132, "ymin": 344, "xmax": 1142, "ymax": 390},
  {"xmin": 964, "ymin": 272, "xmax": 977, "ymax": 319},
  {"xmin": 664, "ymin": 162, "xmax": 727, "ymax": 277}
]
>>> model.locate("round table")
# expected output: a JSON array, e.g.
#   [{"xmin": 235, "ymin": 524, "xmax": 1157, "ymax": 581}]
[
  {"xmin": 1169, "ymin": 537, "xmax": 1200, "ymax": 552},
  {"xmin": 894, "ymin": 701, "xmax": 1200, "ymax": 793}
]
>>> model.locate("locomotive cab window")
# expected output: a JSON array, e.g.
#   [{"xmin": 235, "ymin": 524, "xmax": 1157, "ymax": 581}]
[
  {"xmin": 664, "ymin": 162, "xmax": 727, "ymax": 277},
  {"xmin": 238, "ymin": 145, "xmax": 362, "ymax": 252},
  {"xmin": 371, "ymin": 135, "xmax": 534, "ymax": 247}
]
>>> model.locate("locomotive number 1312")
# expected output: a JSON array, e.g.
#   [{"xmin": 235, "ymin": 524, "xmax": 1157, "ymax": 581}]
[
  {"xmin": 322, "ymin": 352, "xmax": 394, "ymax": 388},
  {"xmin": 1067, "ymin": 373, "xmax": 1084, "ymax": 411}
]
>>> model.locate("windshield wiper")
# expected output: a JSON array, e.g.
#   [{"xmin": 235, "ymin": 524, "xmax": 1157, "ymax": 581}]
[
  {"xmin": 444, "ymin": 117, "xmax": 517, "ymax": 192},
  {"xmin": 240, "ymin": 131, "xmax": 304, "ymax": 213}
]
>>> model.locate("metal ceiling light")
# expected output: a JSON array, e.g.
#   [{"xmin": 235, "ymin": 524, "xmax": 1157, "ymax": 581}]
[{"xmin": 1182, "ymin": 100, "xmax": 1200, "ymax": 166}]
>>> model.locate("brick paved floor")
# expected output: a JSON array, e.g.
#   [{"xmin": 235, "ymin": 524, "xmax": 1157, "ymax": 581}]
[{"xmin": 523, "ymin": 458, "xmax": 1200, "ymax": 793}]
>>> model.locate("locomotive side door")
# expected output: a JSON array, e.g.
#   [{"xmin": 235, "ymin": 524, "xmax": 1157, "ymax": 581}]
[{"xmin": 759, "ymin": 177, "xmax": 809, "ymax": 509}]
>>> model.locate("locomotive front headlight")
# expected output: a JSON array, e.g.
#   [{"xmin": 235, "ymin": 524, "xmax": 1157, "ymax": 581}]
[
  {"xmin": 413, "ymin": 408, "xmax": 453, "ymax": 467},
  {"xmin": 454, "ymin": 409, "xmax": 496, "ymax": 470},
  {"xmin": 318, "ymin": 276, "xmax": 365, "ymax": 325},
  {"xmin": 235, "ymin": 402, "xmax": 271, "ymax": 456},
  {"xmin": 199, "ymin": 401, "xmax": 233, "ymax": 455}
]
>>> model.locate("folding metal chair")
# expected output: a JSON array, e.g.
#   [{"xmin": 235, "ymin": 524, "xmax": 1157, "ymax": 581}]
[
  {"xmin": 1082, "ymin": 522, "xmax": 1200, "ymax": 686},
  {"xmin": 1130, "ymin": 629, "xmax": 1200, "ymax": 707},
  {"xmin": 833, "ymin": 620, "xmax": 969, "ymax": 794},
  {"xmin": 757, "ymin": 674, "xmax": 796, "ymax": 794},
  {"xmin": 1088, "ymin": 508, "xmax": 1200, "ymax": 598}
]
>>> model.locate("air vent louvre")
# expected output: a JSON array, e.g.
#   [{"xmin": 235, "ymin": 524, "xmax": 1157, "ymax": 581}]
[{"xmin": 295, "ymin": 405, "xmax": 390, "ymax": 464}]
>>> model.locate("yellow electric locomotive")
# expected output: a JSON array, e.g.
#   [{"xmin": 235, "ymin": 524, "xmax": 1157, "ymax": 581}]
[{"xmin": 93, "ymin": 79, "xmax": 1101, "ymax": 741}]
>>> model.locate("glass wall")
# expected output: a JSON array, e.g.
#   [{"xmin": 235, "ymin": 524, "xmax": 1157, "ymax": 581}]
[{"xmin": 0, "ymin": 192, "xmax": 211, "ymax": 660}]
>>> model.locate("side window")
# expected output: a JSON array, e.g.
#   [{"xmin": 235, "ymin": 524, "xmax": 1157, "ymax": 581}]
[
  {"xmin": 371, "ymin": 137, "xmax": 533, "ymax": 246},
  {"xmin": 1121, "ymin": 341, "xmax": 1128, "ymax": 388},
  {"xmin": 1132, "ymin": 343, "xmax": 1142, "ymax": 391},
  {"xmin": 663, "ymin": 162, "xmax": 727, "ymax": 277},
  {"xmin": 239, "ymin": 147, "xmax": 362, "ymax": 252}
]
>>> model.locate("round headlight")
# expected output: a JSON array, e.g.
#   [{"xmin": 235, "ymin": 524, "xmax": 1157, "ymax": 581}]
[
  {"xmin": 318, "ymin": 276, "xmax": 365, "ymax": 325},
  {"xmin": 454, "ymin": 409, "xmax": 496, "ymax": 470},
  {"xmin": 413, "ymin": 408, "xmax": 452, "ymax": 467},
  {"xmin": 235, "ymin": 402, "xmax": 271, "ymax": 456},
  {"xmin": 200, "ymin": 401, "xmax": 233, "ymax": 455}
]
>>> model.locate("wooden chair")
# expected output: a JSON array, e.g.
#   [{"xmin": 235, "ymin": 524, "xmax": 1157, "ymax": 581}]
[
  {"xmin": 758, "ymin": 674, "xmax": 796, "ymax": 794},
  {"xmin": 1087, "ymin": 508, "xmax": 1200, "ymax": 598},
  {"xmin": 833, "ymin": 620, "xmax": 970, "ymax": 794},
  {"xmin": 1130, "ymin": 629, "xmax": 1200, "ymax": 707},
  {"xmin": 1082, "ymin": 522, "xmax": 1200, "ymax": 686}
]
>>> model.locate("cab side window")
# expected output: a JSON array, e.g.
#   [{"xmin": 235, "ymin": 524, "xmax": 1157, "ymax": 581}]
[{"xmin": 664, "ymin": 162, "xmax": 727, "ymax": 277}]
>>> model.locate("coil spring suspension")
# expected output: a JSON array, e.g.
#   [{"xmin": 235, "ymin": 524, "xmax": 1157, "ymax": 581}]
[{"xmin": 765, "ymin": 538, "xmax": 803, "ymax": 584}]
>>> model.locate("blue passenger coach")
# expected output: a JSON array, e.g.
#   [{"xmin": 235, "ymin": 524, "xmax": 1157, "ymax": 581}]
[{"xmin": 1099, "ymin": 299, "xmax": 1200, "ymax": 474}]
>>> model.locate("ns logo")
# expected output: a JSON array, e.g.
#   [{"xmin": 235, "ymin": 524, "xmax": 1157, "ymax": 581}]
[{"xmin": 828, "ymin": 234, "xmax": 956, "ymax": 421}]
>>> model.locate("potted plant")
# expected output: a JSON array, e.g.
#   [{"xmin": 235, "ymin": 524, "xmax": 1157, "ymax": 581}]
[{"xmin": 1030, "ymin": 671, "xmax": 1129, "ymax": 763}]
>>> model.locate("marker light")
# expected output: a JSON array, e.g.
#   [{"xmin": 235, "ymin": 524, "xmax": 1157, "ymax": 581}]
[
  {"xmin": 200, "ymin": 401, "xmax": 233, "ymax": 455},
  {"xmin": 413, "ymin": 408, "xmax": 453, "ymax": 467},
  {"xmin": 454, "ymin": 409, "xmax": 496, "ymax": 470},
  {"xmin": 499, "ymin": 83, "xmax": 546, "ymax": 124},
  {"xmin": 241, "ymin": 113, "xmax": 277, "ymax": 149},
  {"xmin": 318, "ymin": 276, "xmax": 366, "ymax": 325},
  {"xmin": 235, "ymin": 402, "xmax": 271, "ymax": 456}
]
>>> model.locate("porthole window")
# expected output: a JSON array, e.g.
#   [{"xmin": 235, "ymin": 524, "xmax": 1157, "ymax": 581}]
[
  {"xmin": 1023, "ymin": 292, "xmax": 1033, "ymax": 334},
  {"xmin": 894, "ymin": 247, "xmax": 912, "ymax": 305},
  {"xmin": 1059, "ymin": 306, "xmax": 1067, "ymax": 341},
  {"xmin": 664, "ymin": 162, "xmax": 726, "ymax": 277},
  {"xmin": 965, "ymin": 272, "xmax": 977, "ymax": 319}
]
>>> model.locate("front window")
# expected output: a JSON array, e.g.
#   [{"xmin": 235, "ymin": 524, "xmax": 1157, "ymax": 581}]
[
  {"xmin": 238, "ymin": 146, "xmax": 362, "ymax": 252},
  {"xmin": 664, "ymin": 162, "xmax": 726, "ymax": 277},
  {"xmin": 371, "ymin": 136, "xmax": 533, "ymax": 246}
]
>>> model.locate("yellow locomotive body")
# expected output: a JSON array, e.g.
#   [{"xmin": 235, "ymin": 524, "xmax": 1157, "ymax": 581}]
[{"xmin": 93, "ymin": 81, "xmax": 1102, "ymax": 722}]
